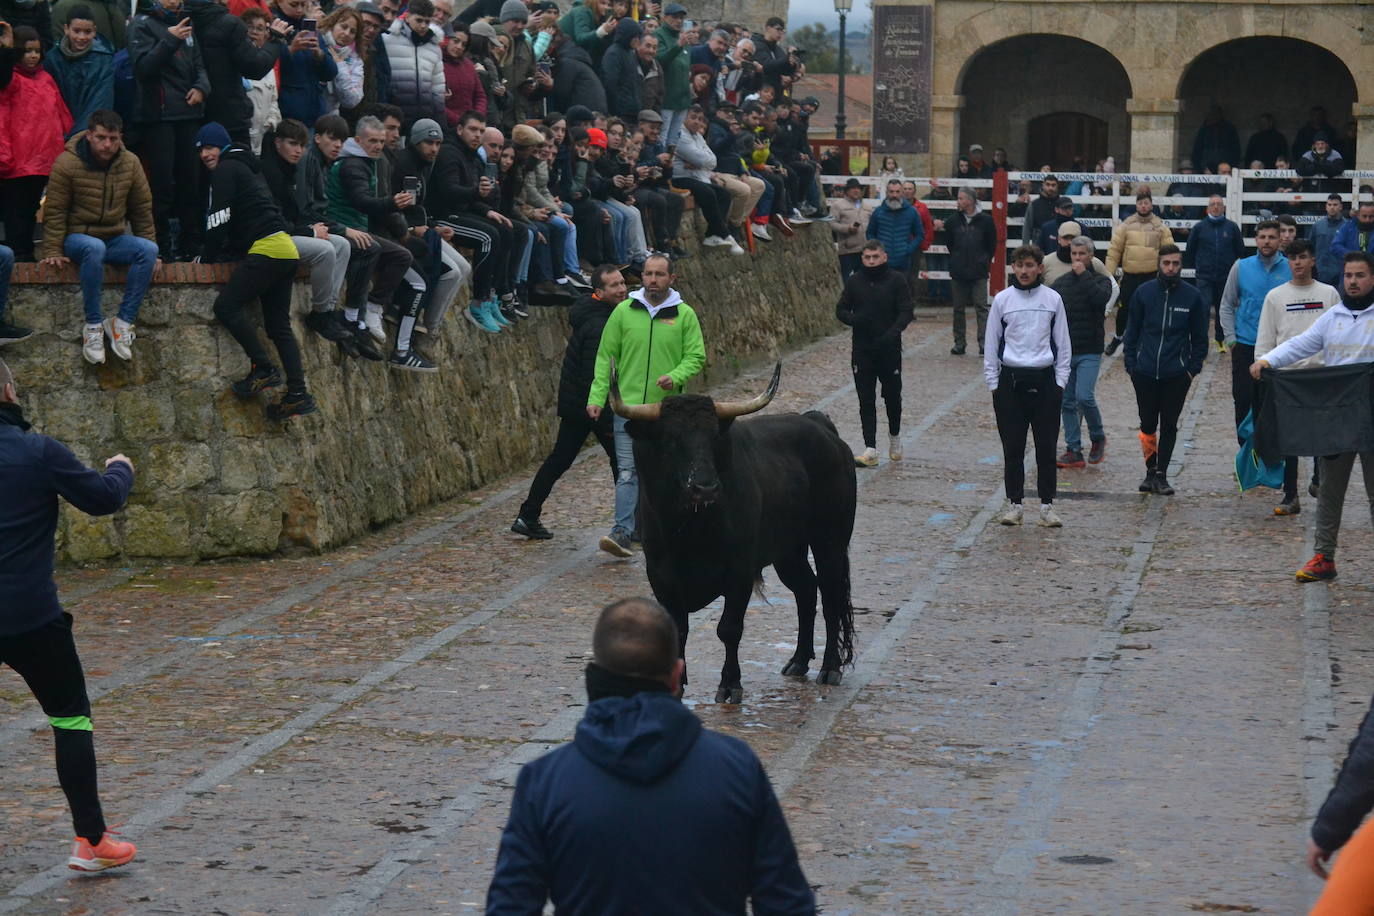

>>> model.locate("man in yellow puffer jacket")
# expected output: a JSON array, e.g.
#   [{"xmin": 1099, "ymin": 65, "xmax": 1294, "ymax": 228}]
[{"xmin": 1104, "ymin": 187, "xmax": 1173, "ymax": 355}]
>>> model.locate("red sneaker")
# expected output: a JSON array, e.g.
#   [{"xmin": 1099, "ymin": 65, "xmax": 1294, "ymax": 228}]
[
  {"xmin": 1088, "ymin": 437, "xmax": 1107, "ymax": 464},
  {"xmin": 68, "ymin": 831, "xmax": 137, "ymax": 872},
  {"xmin": 1296, "ymin": 553, "xmax": 1337, "ymax": 583},
  {"xmin": 1056, "ymin": 449, "xmax": 1086, "ymax": 469}
]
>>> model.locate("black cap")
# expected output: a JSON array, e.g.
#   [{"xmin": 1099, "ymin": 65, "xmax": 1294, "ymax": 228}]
[
  {"xmin": 1055, "ymin": 196, "xmax": 1074, "ymax": 210},
  {"xmin": 844, "ymin": 177, "xmax": 863, "ymax": 190}
]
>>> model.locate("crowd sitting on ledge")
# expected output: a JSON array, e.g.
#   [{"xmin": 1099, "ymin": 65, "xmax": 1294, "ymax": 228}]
[{"xmin": 0, "ymin": 0, "xmax": 834, "ymax": 418}]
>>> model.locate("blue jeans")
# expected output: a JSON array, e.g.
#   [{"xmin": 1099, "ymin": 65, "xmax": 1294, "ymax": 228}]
[
  {"xmin": 1060, "ymin": 353, "xmax": 1104, "ymax": 451},
  {"xmin": 516, "ymin": 226, "xmax": 535, "ymax": 284},
  {"xmin": 547, "ymin": 214, "xmax": 579, "ymax": 274},
  {"xmin": 64, "ymin": 233, "xmax": 159, "ymax": 324},
  {"xmin": 612, "ymin": 414, "xmax": 637, "ymax": 537},
  {"xmin": 0, "ymin": 244, "xmax": 12, "ymax": 319},
  {"xmin": 660, "ymin": 109, "xmax": 686, "ymax": 149},
  {"xmin": 596, "ymin": 201, "xmax": 628, "ymax": 263}
]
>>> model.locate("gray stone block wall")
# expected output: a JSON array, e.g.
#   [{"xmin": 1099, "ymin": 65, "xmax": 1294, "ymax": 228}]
[{"xmin": 6, "ymin": 225, "xmax": 842, "ymax": 563}]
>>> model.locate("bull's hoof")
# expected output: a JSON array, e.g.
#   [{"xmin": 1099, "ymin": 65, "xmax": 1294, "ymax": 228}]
[
  {"xmin": 817, "ymin": 669, "xmax": 843, "ymax": 686},
  {"xmin": 781, "ymin": 660, "xmax": 810, "ymax": 678},
  {"xmin": 715, "ymin": 686, "xmax": 744, "ymax": 704}
]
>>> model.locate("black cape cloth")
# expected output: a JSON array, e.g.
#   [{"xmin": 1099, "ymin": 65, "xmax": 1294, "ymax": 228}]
[{"xmin": 1254, "ymin": 362, "xmax": 1374, "ymax": 463}]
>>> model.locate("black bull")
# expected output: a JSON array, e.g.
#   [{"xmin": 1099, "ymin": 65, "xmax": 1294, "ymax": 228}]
[{"xmin": 611, "ymin": 363, "xmax": 858, "ymax": 703}]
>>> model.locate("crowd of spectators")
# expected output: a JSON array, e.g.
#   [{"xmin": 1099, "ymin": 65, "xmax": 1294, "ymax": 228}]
[{"xmin": 0, "ymin": 0, "xmax": 834, "ymax": 417}]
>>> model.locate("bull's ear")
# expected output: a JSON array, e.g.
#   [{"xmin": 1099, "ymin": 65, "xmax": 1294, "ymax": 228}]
[{"xmin": 624, "ymin": 419, "xmax": 661, "ymax": 441}]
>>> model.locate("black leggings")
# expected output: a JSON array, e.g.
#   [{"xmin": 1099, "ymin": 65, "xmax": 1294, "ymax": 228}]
[
  {"xmin": 1230, "ymin": 341, "xmax": 1255, "ymax": 441},
  {"xmin": 518, "ymin": 415, "xmax": 617, "ymax": 522},
  {"xmin": 140, "ymin": 120, "xmax": 202, "ymax": 254},
  {"xmin": 1, "ymin": 175, "xmax": 46, "ymax": 260},
  {"xmin": 213, "ymin": 254, "xmax": 306, "ymax": 393},
  {"xmin": 671, "ymin": 176, "xmax": 731, "ymax": 238},
  {"xmin": 1, "ymin": 614, "xmax": 105, "ymax": 843},
  {"xmin": 852, "ymin": 345, "xmax": 902, "ymax": 448},
  {"xmin": 993, "ymin": 366, "xmax": 1062, "ymax": 503},
  {"xmin": 1132, "ymin": 372, "xmax": 1191, "ymax": 475}
]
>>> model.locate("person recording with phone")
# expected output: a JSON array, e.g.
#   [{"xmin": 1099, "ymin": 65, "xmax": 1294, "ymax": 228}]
[
  {"xmin": 268, "ymin": 0, "xmax": 338, "ymax": 125},
  {"xmin": 828, "ymin": 177, "xmax": 870, "ymax": 280}
]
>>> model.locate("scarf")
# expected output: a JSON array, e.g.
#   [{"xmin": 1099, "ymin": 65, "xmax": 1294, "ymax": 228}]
[
  {"xmin": 1342, "ymin": 287, "xmax": 1374, "ymax": 313},
  {"xmin": 585, "ymin": 662, "xmax": 673, "ymax": 702},
  {"xmin": 59, "ymin": 36, "xmax": 93, "ymax": 60}
]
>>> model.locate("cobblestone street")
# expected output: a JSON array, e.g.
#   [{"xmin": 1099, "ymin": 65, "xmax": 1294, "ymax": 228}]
[{"xmin": 1, "ymin": 309, "xmax": 1367, "ymax": 914}]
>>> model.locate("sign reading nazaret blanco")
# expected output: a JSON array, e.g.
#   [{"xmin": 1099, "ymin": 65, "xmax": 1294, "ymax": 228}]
[{"xmin": 872, "ymin": 5, "xmax": 932, "ymax": 154}]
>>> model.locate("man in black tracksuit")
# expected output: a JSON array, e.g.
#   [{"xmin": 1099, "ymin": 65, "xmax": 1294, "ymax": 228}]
[
  {"xmin": 836, "ymin": 239, "xmax": 913, "ymax": 468},
  {"xmin": 1122, "ymin": 244, "xmax": 1209, "ymax": 495},
  {"xmin": 0, "ymin": 358, "xmax": 138, "ymax": 872},
  {"xmin": 510, "ymin": 266, "xmax": 624, "ymax": 540}
]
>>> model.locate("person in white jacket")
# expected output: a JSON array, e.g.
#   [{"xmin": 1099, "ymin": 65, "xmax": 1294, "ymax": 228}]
[
  {"xmin": 381, "ymin": 0, "xmax": 446, "ymax": 127},
  {"xmin": 669, "ymin": 106, "xmax": 742, "ymax": 253},
  {"xmin": 984, "ymin": 244, "xmax": 1072, "ymax": 528},
  {"xmin": 319, "ymin": 7, "xmax": 366, "ymax": 116},
  {"xmin": 242, "ymin": 9, "xmax": 281, "ymax": 155}
]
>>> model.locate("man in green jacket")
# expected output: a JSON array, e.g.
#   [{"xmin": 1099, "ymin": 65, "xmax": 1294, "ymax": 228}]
[
  {"xmin": 654, "ymin": 3, "xmax": 696, "ymax": 149},
  {"xmin": 587, "ymin": 253, "xmax": 706, "ymax": 556}
]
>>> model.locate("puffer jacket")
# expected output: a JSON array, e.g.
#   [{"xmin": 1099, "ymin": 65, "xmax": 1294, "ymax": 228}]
[
  {"xmin": 517, "ymin": 158, "xmax": 559, "ymax": 214},
  {"xmin": 442, "ymin": 52, "xmax": 484, "ymax": 126},
  {"xmin": 270, "ymin": 5, "xmax": 338, "ymax": 124},
  {"xmin": 0, "ymin": 0, "xmax": 54, "ymax": 51},
  {"xmin": 187, "ymin": 0, "xmax": 281, "ymax": 137},
  {"xmin": 550, "ymin": 39, "xmax": 605, "ymax": 116},
  {"xmin": 40, "ymin": 131, "xmax": 154, "ymax": 258},
  {"xmin": 654, "ymin": 22, "xmax": 690, "ymax": 110},
  {"xmin": 600, "ymin": 17, "xmax": 640, "ymax": 119},
  {"xmin": 326, "ymin": 136, "xmax": 406, "ymax": 238},
  {"xmin": 865, "ymin": 200, "xmax": 924, "ymax": 271},
  {"xmin": 0, "ymin": 59, "xmax": 72, "ymax": 179},
  {"xmin": 381, "ymin": 16, "xmax": 444, "ymax": 125},
  {"xmin": 43, "ymin": 36, "xmax": 115, "ymax": 136},
  {"xmin": 1105, "ymin": 212, "xmax": 1173, "ymax": 276},
  {"xmin": 127, "ymin": 3, "xmax": 211, "ymax": 123},
  {"xmin": 1052, "ymin": 267, "xmax": 1113, "ymax": 357},
  {"xmin": 670, "ymin": 128, "xmax": 715, "ymax": 183},
  {"xmin": 201, "ymin": 145, "xmax": 290, "ymax": 261},
  {"xmin": 557, "ymin": 290, "xmax": 617, "ymax": 421},
  {"xmin": 320, "ymin": 32, "xmax": 363, "ymax": 116},
  {"xmin": 50, "ymin": 0, "xmax": 127, "ymax": 49},
  {"xmin": 1122, "ymin": 273, "xmax": 1209, "ymax": 379}
]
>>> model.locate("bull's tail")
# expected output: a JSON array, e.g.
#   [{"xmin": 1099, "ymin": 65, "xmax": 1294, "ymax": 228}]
[{"xmin": 835, "ymin": 550, "xmax": 856, "ymax": 668}]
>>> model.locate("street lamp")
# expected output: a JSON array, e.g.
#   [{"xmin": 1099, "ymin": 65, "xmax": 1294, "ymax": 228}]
[{"xmin": 834, "ymin": 0, "xmax": 851, "ymax": 141}]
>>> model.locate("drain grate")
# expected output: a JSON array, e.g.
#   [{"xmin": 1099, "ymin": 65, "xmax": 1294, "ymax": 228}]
[{"xmin": 1057, "ymin": 854, "xmax": 1115, "ymax": 865}]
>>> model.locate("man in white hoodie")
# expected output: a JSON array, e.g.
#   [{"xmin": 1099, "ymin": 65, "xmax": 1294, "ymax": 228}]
[
  {"xmin": 670, "ymin": 106, "xmax": 744, "ymax": 254},
  {"xmin": 1252, "ymin": 251, "xmax": 1374, "ymax": 583}
]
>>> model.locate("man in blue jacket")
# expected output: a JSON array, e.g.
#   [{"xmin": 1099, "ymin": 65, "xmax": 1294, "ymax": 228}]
[
  {"xmin": 1330, "ymin": 198, "xmax": 1374, "ymax": 267},
  {"xmin": 1182, "ymin": 194, "xmax": 1244, "ymax": 349},
  {"xmin": 866, "ymin": 178, "xmax": 923, "ymax": 280},
  {"xmin": 1311, "ymin": 194, "xmax": 1348, "ymax": 285},
  {"xmin": 44, "ymin": 5, "xmax": 115, "ymax": 137},
  {"xmin": 486, "ymin": 597, "xmax": 816, "ymax": 915},
  {"xmin": 1220, "ymin": 219, "xmax": 1290, "ymax": 440},
  {"xmin": 0, "ymin": 359, "xmax": 138, "ymax": 872}
]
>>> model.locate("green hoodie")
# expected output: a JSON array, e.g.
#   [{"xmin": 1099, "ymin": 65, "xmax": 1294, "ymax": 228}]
[
  {"xmin": 654, "ymin": 23, "xmax": 691, "ymax": 112},
  {"xmin": 587, "ymin": 289, "xmax": 706, "ymax": 408}
]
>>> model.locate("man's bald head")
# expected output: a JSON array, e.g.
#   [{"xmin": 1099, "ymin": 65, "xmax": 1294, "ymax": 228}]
[
  {"xmin": 482, "ymin": 126, "xmax": 505, "ymax": 162},
  {"xmin": 592, "ymin": 597, "xmax": 679, "ymax": 682}
]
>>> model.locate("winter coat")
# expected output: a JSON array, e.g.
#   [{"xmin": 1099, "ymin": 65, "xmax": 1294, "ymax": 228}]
[
  {"xmin": 586, "ymin": 289, "xmax": 706, "ymax": 408},
  {"xmin": 828, "ymin": 198, "xmax": 869, "ymax": 256},
  {"xmin": 0, "ymin": 60, "xmax": 72, "ymax": 179},
  {"xmin": 1244, "ymin": 127, "xmax": 1288, "ymax": 169},
  {"xmin": 50, "ymin": 0, "xmax": 127, "ymax": 49},
  {"xmin": 637, "ymin": 50, "xmax": 662, "ymax": 113},
  {"xmin": 0, "ymin": 404, "xmax": 133, "ymax": 639},
  {"xmin": 1020, "ymin": 192, "xmax": 1058, "ymax": 245},
  {"xmin": 556, "ymin": 291, "xmax": 616, "ymax": 421},
  {"xmin": 429, "ymin": 138, "xmax": 491, "ymax": 219},
  {"xmin": 517, "ymin": 158, "xmax": 558, "ymax": 214},
  {"xmin": 320, "ymin": 33, "xmax": 363, "ymax": 116},
  {"xmin": 1105, "ymin": 212, "xmax": 1173, "ymax": 276},
  {"xmin": 1311, "ymin": 215, "xmax": 1347, "ymax": 285},
  {"xmin": 1122, "ymin": 274, "xmax": 1209, "ymax": 379},
  {"xmin": 1297, "ymin": 147, "xmax": 1345, "ymax": 179},
  {"xmin": 836, "ymin": 265, "xmax": 914, "ymax": 350},
  {"xmin": 326, "ymin": 136, "xmax": 405, "ymax": 237},
  {"xmin": 269, "ymin": 5, "xmax": 338, "ymax": 124},
  {"xmin": 126, "ymin": 5, "xmax": 210, "ymax": 123},
  {"xmin": 43, "ymin": 36, "xmax": 114, "ymax": 136},
  {"xmin": 187, "ymin": 0, "xmax": 281, "ymax": 137},
  {"xmin": 381, "ymin": 16, "xmax": 444, "ymax": 125},
  {"xmin": 599, "ymin": 17, "xmax": 640, "ymax": 119},
  {"xmin": 1221, "ymin": 253, "xmax": 1292, "ymax": 346},
  {"xmin": 550, "ymin": 39, "xmax": 604, "ymax": 116},
  {"xmin": 0, "ymin": 0, "xmax": 54, "ymax": 51},
  {"xmin": 865, "ymin": 200, "xmax": 924, "ymax": 271},
  {"xmin": 670, "ymin": 129, "xmax": 715, "ymax": 183},
  {"xmin": 1182, "ymin": 215, "xmax": 1244, "ymax": 284},
  {"xmin": 943, "ymin": 208, "xmax": 995, "ymax": 280},
  {"xmin": 654, "ymin": 22, "xmax": 690, "ymax": 111},
  {"xmin": 201, "ymin": 145, "xmax": 291, "ymax": 261},
  {"xmin": 1052, "ymin": 267, "xmax": 1113, "ymax": 356},
  {"xmin": 441, "ymin": 53, "xmax": 484, "ymax": 126},
  {"xmin": 486, "ymin": 691, "xmax": 814, "ymax": 915},
  {"xmin": 497, "ymin": 29, "xmax": 534, "ymax": 129},
  {"xmin": 244, "ymin": 68, "xmax": 279, "ymax": 154},
  {"xmin": 40, "ymin": 130, "xmax": 154, "ymax": 258},
  {"xmin": 1330, "ymin": 219, "xmax": 1374, "ymax": 265},
  {"xmin": 557, "ymin": 0, "xmax": 610, "ymax": 67}
]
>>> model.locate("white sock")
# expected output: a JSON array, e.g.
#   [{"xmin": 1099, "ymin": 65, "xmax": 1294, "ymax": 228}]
[
  {"xmin": 1041, "ymin": 503, "xmax": 1052, "ymax": 510},
  {"xmin": 344, "ymin": 307, "xmax": 359, "ymax": 323},
  {"xmin": 397, "ymin": 316, "xmax": 416, "ymax": 353},
  {"xmin": 556, "ymin": 277, "xmax": 569, "ymax": 284},
  {"xmin": 365, "ymin": 302, "xmax": 383, "ymax": 316}
]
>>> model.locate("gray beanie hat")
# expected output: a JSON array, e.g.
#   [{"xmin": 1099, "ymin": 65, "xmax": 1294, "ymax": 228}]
[
  {"xmin": 499, "ymin": 0, "xmax": 528, "ymax": 22},
  {"xmin": 410, "ymin": 119, "xmax": 443, "ymax": 144}
]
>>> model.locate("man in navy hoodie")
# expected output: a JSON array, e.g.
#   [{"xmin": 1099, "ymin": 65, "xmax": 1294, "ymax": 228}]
[
  {"xmin": 486, "ymin": 597, "xmax": 816, "ymax": 915},
  {"xmin": 0, "ymin": 358, "xmax": 137, "ymax": 872}
]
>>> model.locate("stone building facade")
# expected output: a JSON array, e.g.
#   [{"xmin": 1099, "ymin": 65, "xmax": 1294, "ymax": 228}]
[{"xmin": 870, "ymin": 0, "xmax": 1374, "ymax": 176}]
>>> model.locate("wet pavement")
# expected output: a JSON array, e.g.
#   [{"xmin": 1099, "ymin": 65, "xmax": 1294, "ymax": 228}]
[{"xmin": 1, "ymin": 310, "xmax": 1368, "ymax": 914}]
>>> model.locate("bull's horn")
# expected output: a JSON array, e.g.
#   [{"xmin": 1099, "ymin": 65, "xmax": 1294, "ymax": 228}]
[
  {"xmin": 715, "ymin": 362, "xmax": 781, "ymax": 419},
  {"xmin": 608, "ymin": 358, "xmax": 663, "ymax": 421}
]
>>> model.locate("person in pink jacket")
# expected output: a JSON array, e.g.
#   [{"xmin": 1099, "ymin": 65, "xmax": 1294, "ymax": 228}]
[{"xmin": 0, "ymin": 25, "xmax": 73, "ymax": 261}]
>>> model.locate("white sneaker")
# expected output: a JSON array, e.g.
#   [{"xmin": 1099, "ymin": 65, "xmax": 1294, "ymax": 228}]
[
  {"xmin": 727, "ymin": 238, "xmax": 745, "ymax": 255},
  {"xmin": 997, "ymin": 502, "xmax": 1023, "ymax": 526},
  {"xmin": 853, "ymin": 447, "xmax": 879, "ymax": 468},
  {"xmin": 888, "ymin": 433, "xmax": 903, "ymax": 461},
  {"xmin": 102, "ymin": 317, "xmax": 135, "ymax": 361},
  {"xmin": 1038, "ymin": 504, "xmax": 1063, "ymax": 528},
  {"xmin": 702, "ymin": 235, "xmax": 731, "ymax": 248},
  {"xmin": 751, "ymin": 223, "xmax": 772, "ymax": 241},
  {"xmin": 364, "ymin": 308, "xmax": 386, "ymax": 343},
  {"xmin": 82, "ymin": 323, "xmax": 106, "ymax": 365}
]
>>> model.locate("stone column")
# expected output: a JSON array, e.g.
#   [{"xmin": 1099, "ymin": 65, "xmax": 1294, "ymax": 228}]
[
  {"xmin": 1126, "ymin": 98, "xmax": 1182, "ymax": 173},
  {"xmin": 1354, "ymin": 104, "xmax": 1374, "ymax": 171},
  {"xmin": 926, "ymin": 94, "xmax": 964, "ymax": 180}
]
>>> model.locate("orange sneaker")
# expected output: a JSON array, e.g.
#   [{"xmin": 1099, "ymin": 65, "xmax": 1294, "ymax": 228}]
[
  {"xmin": 68, "ymin": 831, "xmax": 137, "ymax": 871},
  {"xmin": 1296, "ymin": 553, "xmax": 1337, "ymax": 583}
]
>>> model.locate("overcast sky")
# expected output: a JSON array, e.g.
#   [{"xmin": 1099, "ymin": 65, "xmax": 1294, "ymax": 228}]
[{"xmin": 786, "ymin": 0, "xmax": 871, "ymax": 31}]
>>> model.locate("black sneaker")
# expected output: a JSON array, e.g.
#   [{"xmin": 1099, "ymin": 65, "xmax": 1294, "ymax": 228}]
[
  {"xmin": 1152, "ymin": 474, "xmax": 1175, "ymax": 496},
  {"xmin": 305, "ymin": 311, "xmax": 352, "ymax": 342},
  {"xmin": 230, "ymin": 364, "xmax": 282, "ymax": 399},
  {"xmin": 1104, "ymin": 337, "xmax": 1122, "ymax": 356},
  {"xmin": 0, "ymin": 321, "xmax": 34, "ymax": 345},
  {"xmin": 353, "ymin": 327, "xmax": 384, "ymax": 361},
  {"xmin": 1138, "ymin": 471, "xmax": 1155, "ymax": 493},
  {"xmin": 510, "ymin": 295, "xmax": 530, "ymax": 319},
  {"xmin": 1309, "ymin": 480, "xmax": 1321, "ymax": 499},
  {"xmin": 950, "ymin": 346, "xmax": 966, "ymax": 356},
  {"xmin": 265, "ymin": 390, "xmax": 318, "ymax": 421},
  {"xmin": 669, "ymin": 244, "xmax": 692, "ymax": 260},
  {"xmin": 336, "ymin": 331, "xmax": 361, "ymax": 359},
  {"xmin": 389, "ymin": 349, "xmax": 438, "ymax": 373},
  {"xmin": 500, "ymin": 302, "xmax": 520, "ymax": 324},
  {"xmin": 512, "ymin": 516, "xmax": 553, "ymax": 539},
  {"xmin": 598, "ymin": 531, "xmax": 634, "ymax": 557},
  {"xmin": 565, "ymin": 272, "xmax": 591, "ymax": 290}
]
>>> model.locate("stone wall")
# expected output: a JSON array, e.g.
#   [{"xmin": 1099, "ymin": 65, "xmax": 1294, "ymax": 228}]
[{"xmin": 6, "ymin": 224, "xmax": 842, "ymax": 563}]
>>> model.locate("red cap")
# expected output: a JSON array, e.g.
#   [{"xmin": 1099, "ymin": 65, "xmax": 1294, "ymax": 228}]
[{"xmin": 587, "ymin": 128, "xmax": 608, "ymax": 149}]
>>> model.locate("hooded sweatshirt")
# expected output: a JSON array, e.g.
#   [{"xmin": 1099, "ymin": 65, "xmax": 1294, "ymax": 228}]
[
  {"xmin": 202, "ymin": 145, "xmax": 293, "ymax": 262},
  {"xmin": 587, "ymin": 288, "xmax": 706, "ymax": 408},
  {"xmin": 485, "ymin": 690, "xmax": 815, "ymax": 915}
]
